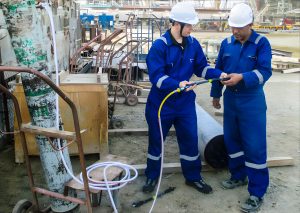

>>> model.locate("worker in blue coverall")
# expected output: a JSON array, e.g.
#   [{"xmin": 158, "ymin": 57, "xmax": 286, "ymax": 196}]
[
  {"xmin": 143, "ymin": 2, "xmax": 227, "ymax": 194},
  {"xmin": 210, "ymin": 3, "xmax": 272, "ymax": 212}
]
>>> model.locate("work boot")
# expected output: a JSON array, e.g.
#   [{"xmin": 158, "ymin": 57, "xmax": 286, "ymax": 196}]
[
  {"xmin": 221, "ymin": 178, "xmax": 248, "ymax": 189},
  {"xmin": 142, "ymin": 178, "xmax": 158, "ymax": 193},
  {"xmin": 240, "ymin": 195, "xmax": 263, "ymax": 212},
  {"xmin": 185, "ymin": 179, "xmax": 213, "ymax": 194}
]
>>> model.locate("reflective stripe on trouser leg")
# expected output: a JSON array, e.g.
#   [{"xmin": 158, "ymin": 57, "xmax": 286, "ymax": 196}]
[
  {"xmin": 175, "ymin": 103, "xmax": 201, "ymax": 182},
  {"xmin": 145, "ymin": 102, "xmax": 173, "ymax": 180},
  {"xmin": 224, "ymin": 92, "xmax": 247, "ymax": 180},
  {"xmin": 238, "ymin": 93, "xmax": 269, "ymax": 198}
]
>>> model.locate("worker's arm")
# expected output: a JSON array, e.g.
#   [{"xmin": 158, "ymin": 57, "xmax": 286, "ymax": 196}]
[
  {"xmin": 241, "ymin": 37, "xmax": 272, "ymax": 88},
  {"xmin": 194, "ymin": 40, "xmax": 225, "ymax": 80},
  {"xmin": 146, "ymin": 40, "xmax": 180, "ymax": 91},
  {"xmin": 210, "ymin": 40, "xmax": 225, "ymax": 99}
]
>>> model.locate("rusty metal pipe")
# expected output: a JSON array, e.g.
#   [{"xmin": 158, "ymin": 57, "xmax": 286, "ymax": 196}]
[
  {"xmin": 33, "ymin": 187, "xmax": 86, "ymax": 205},
  {"xmin": 0, "ymin": 83, "xmax": 39, "ymax": 210},
  {"xmin": 70, "ymin": 32, "xmax": 103, "ymax": 73},
  {"xmin": 93, "ymin": 29, "xmax": 123, "ymax": 73}
]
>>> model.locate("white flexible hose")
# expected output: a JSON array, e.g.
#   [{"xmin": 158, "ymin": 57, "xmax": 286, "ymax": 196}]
[
  {"xmin": 42, "ymin": 3, "xmax": 138, "ymax": 212},
  {"xmin": 148, "ymin": 116, "xmax": 164, "ymax": 213}
]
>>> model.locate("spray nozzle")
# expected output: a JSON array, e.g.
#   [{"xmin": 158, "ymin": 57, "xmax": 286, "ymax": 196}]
[{"xmin": 177, "ymin": 77, "xmax": 230, "ymax": 92}]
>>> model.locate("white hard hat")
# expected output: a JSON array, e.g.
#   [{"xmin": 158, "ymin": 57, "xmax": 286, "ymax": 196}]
[
  {"xmin": 169, "ymin": 2, "xmax": 198, "ymax": 25},
  {"xmin": 228, "ymin": 3, "xmax": 253, "ymax": 27}
]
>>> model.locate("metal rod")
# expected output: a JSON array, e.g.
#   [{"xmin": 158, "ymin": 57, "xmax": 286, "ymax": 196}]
[{"xmin": 0, "ymin": 52, "xmax": 11, "ymax": 143}]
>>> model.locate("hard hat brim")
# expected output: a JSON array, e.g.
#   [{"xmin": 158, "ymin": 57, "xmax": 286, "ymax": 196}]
[
  {"xmin": 228, "ymin": 19, "xmax": 252, "ymax": 28},
  {"xmin": 188, "ymin": 17, "xmax": 199, "ymax": 25},
  {"xmin": 172, "ymin": 17, "xmax": 199, "ymax": 25}
]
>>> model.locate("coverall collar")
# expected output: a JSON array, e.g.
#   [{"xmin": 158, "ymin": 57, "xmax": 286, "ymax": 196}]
[
  {"xmin": 232, "ymin": 29, "xmax": 258, "ymax": 44},
  {"xmin": 164, "ymin": 29, "xmax": 194, "ymax": 47},
  {"xmin": 169, "ymin": 29, "xmax": 187, "ymax": 49}
]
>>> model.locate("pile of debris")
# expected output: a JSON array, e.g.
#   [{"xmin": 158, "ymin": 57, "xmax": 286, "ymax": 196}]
[{"xmin": 271, "ymin": 49, "xmax": 300, "ymax": 73}]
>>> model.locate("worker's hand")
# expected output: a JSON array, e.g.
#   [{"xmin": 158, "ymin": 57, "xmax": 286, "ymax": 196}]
[
  {"xmin": 179, "ymin": 81, "xmax": 196, "ymax": 92},
  {"xmin": 219, "ymin": 72, "xmax": 228, "ymax": 80},
  {"xmin": 212, "ymin": 98, "xmax": 221, "ymax": 109},
  {"xmin": 221, "ymin": 73, "xmax": 243, "ymax": 86}
]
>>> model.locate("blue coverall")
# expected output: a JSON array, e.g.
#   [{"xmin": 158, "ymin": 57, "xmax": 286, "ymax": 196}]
[
  {"xmin": 145, "ymin": 30, "xmax": 222, "ymax": 182},
  {"xmin": 211, "ymin": 30, "xmax": 272, "ymax": 198}
]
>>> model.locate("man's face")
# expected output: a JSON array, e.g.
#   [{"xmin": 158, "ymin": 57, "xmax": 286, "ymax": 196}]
[
  {"xmin": 181, "ymin": 24, "xmax": 193, "ymax": 37},
  {"xmin": 231, "ymin": 24, "xmax": 252, "ymax": 42}
]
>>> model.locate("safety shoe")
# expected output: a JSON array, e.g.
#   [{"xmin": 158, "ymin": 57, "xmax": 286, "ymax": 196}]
[
  {"xmin": 221, "ymin": 178, "xmax": 248, "ymax": 189},
  {"xmin": 142, "ymin": 178, "xmax": 158, "ymax": 193},
  {"xmin": 185, "ymin": 179, "xmax": 213, "ymax": 194},
  {"xmin": 240, "ymin": 195, "xmax": 263, "ymax": 212}
]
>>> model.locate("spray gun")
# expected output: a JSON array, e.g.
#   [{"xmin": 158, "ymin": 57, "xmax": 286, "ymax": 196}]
[{"xmin": 178, "ymin": 77, "xmax": 230, "ymax": 92}]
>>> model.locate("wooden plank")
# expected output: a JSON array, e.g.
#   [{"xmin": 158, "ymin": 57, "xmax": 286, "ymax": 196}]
[
  {"xmin": 132, "ymin": 157, "xmax": 294, "ymax": 175},
  {"xmin": 60, "ymin": 73, "xmax": 109, "ymax": 86},
  {"xmin": 266, "ymin": 157, "xmax": 294, "ymax": 167},
  {"xmin": 133, "ymin": 162, "xmax": 212, "ymax": 175},
  {"xmin": 108, "ymin": 128, "xmax": 176, "ymax": 136},
  {"xmin": 108, "ymin": 97, "xmax": 147, "ymax": 104},
  {"xmin": 272, "ymin": 55, "xmax": 300, "ymax": 63},
  {"xmin": 20, "ymin": 123, "xmax": 86, "ymax": 141},
  {"xmin": 66, "ymin": 154, "xmax": 130, "ymax": 193},
  {"xmin": 282, "ymin": 68, "xmax": 300, "ymax": 74},
  {"xmin": 272, "ymin": 49, "xmax": 292, "ymax": 57}
]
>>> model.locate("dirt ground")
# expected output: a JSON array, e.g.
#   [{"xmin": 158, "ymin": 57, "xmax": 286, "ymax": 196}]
[
  {"xmin": 108, "ymin": 71, "xmax": 300, "ymax": 213},
  {"xmin": 0, "ymin": 71, "xmax": 299, "ymax": 213},
  {"xmin": 0, "ymin": 32, "xmax": 299, "ymax": 213}
]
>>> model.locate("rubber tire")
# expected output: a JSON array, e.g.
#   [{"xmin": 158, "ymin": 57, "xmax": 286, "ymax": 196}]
[
  {"xmin": 125, "ymin": 94, "xmax": 138, "ymax": 106},
  {"xmin": 12, "ymin": 199, "xmax": 33, "ymax": 213},
  {"xmin": 110, "ymin": 119, "xmax": 124, "ymax": 129}
]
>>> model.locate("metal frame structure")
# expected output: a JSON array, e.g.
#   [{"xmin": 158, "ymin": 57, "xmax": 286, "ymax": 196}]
[{"xmin": 0, "ymin": 66, "xmax": 93, "ymax": 212}]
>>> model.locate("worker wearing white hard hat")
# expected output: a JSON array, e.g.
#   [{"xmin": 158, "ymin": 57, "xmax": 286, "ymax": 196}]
[
  {"xmin": 211, "ymin": 3, "xmax": 272, "ymax": 212},
  {"xmin": 143, "ymin": 2, "xmax": 227, "ymax": 195},
  {"xmin": 227, "ymin": 3, "xmax": 254, "ymax": 43},
  {"xmin": 169, "ymin": 2, "xmax": 199, "ymax": 37}
]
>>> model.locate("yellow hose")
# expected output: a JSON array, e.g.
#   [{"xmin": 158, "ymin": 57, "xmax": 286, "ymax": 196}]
[{"xmin": 158, "ymin": 88, "xmax": 181, "ymax": 119}]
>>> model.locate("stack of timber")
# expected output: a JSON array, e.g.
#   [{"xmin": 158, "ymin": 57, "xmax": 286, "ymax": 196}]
[{"xmin": 272, "ymin": 55, "xmax": 300, "ymax": 73}]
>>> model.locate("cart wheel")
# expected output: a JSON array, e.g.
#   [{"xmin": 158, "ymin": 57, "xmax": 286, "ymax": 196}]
[
  {"xmin": 12, "ymin": 199, "xmax": 33, "ymax": 213},
  {"xmin": 110, "ymin": 119, "xmax": 124, "ymax": 129},
  {"xmin": 125, "ymin": 94, "xmax": 138, "ymax": 106}
]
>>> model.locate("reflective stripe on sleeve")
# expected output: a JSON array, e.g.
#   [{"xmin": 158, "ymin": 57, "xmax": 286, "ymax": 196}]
[
  {"xmin": 201, "ymin": 66, "xmax": 213, "ymax": 78},
  {"xmin": 157, "ymin": 37, "xmax": 167, "ymax": 45},
  {"xmin": 245, "ymin": 161, "xmax": 267, "ymax": 169},
  {"xmin": 156, "ymin": 75, "xmax": 169, "ymax": 88},
  {"xmin": 180, "ymin": 153, "xmax": 200, "ymax": 161},
  {"xmin": 255, "ymin": 35, "xmax": 263, "ymax": 44},
  {"xmin": 253, "ymin": 69, "xmax": 264, "ymax": 84},
  {"xmin": 229, "ymin": 151, "xmax": 244, "ymax": 158},
  {"xmin": 227, "ymin": 36, "xmax": 232, "ymax": 44},
  {"xmin": 147, "ymin": 153, "xmax": 161, "ymax": 161}
]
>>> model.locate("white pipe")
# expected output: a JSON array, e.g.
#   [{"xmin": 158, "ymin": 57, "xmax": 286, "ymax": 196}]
[
  {"xmin": 196, "ymin": 103, "xmax": 227, "ymax": 169},
  {"xmin": 196, "ymin": 103, "xmax": 223, "ymax": 159}
]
